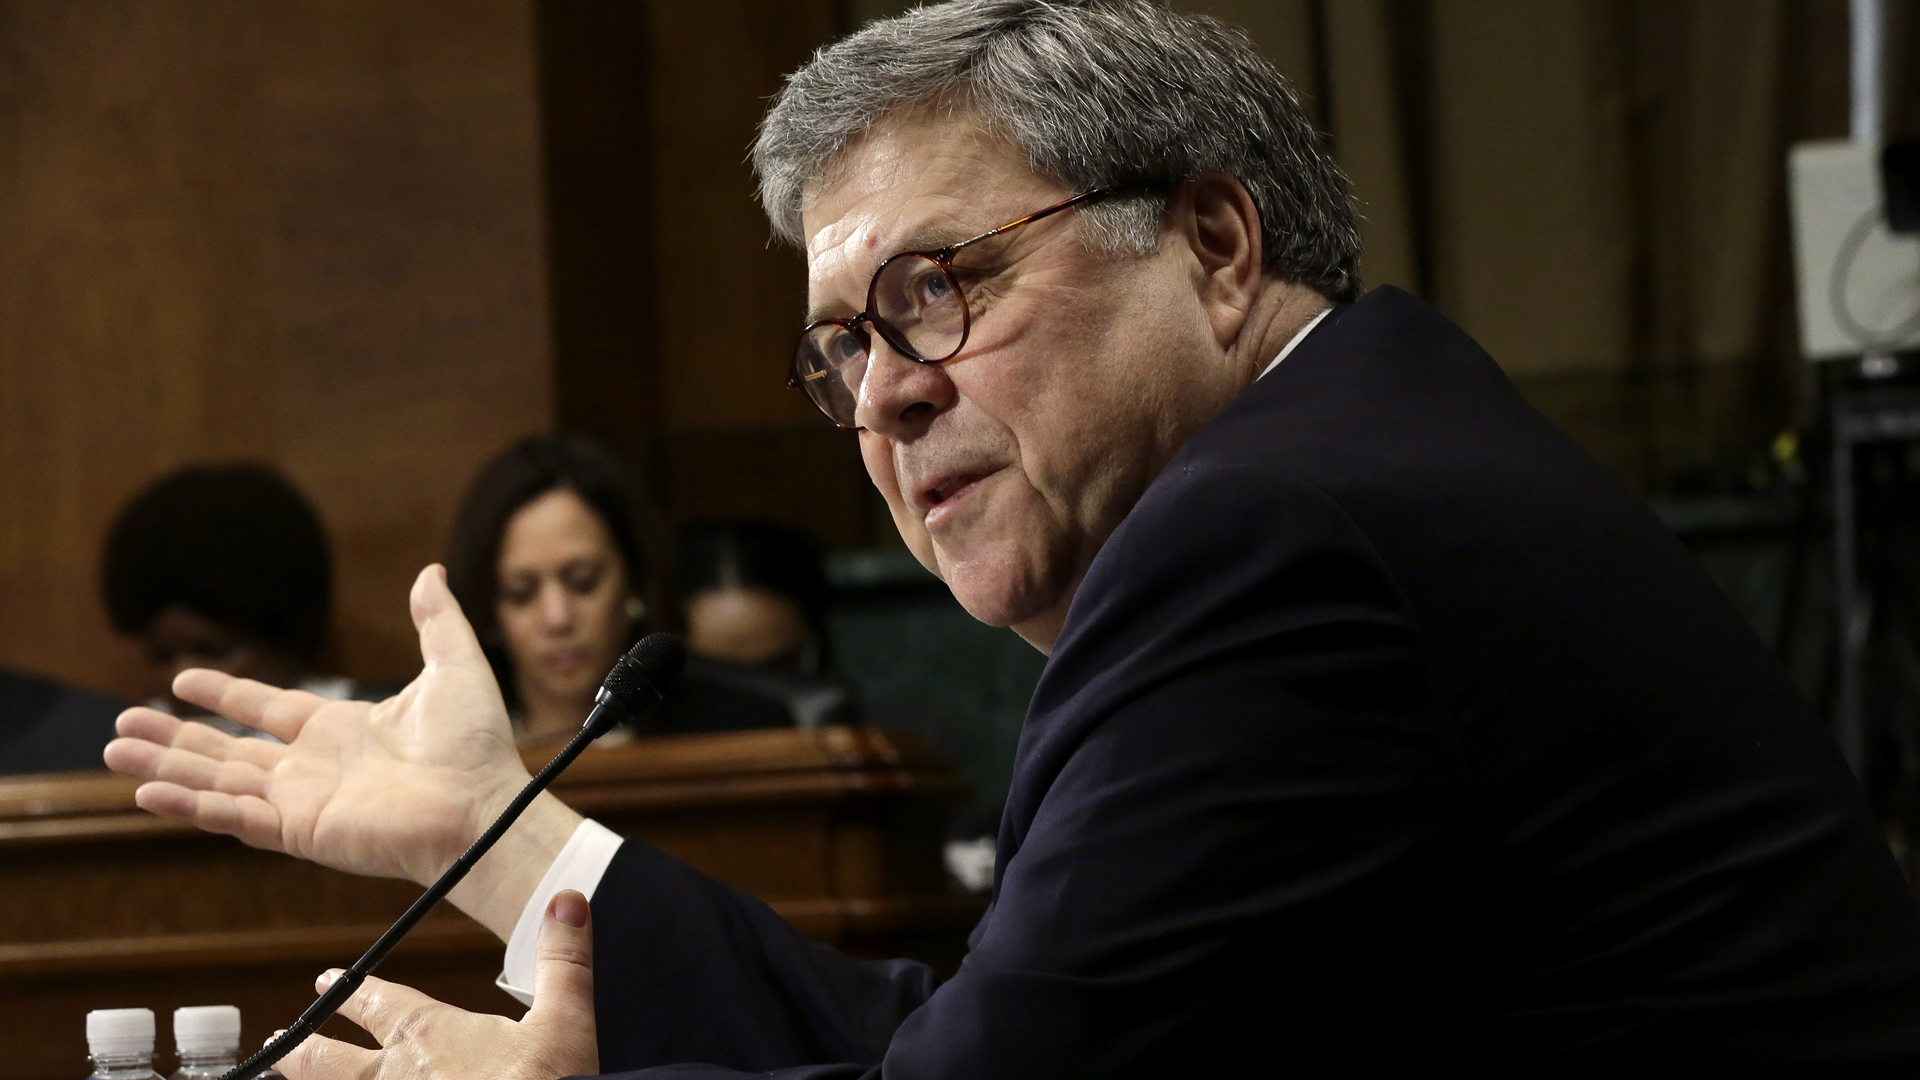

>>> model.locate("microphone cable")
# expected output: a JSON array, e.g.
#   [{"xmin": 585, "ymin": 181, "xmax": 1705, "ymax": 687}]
[{"xmin": 219, "ymin": 632, "xmax": 687, "ymax": 1080}]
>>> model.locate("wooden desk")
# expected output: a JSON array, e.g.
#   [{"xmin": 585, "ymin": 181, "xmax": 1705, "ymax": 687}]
[{"xmin": 0, "ymin": 727, "xmax": 984, "ymax": 1080}]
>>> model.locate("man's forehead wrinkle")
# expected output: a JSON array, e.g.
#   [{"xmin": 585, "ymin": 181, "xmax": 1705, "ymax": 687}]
[{"xmin": 804, "ymin": 193, "xmax": 979, "ymax": 318}]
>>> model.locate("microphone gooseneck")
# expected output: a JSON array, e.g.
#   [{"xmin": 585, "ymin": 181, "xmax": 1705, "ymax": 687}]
[{"xmin": 220, "ymin": 633, "xmax": 687, "ymax": 1080}]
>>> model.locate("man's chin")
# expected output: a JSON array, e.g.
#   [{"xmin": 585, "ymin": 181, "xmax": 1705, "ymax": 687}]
[{"xmin": 939, "ymin": 554, "xmax": 1057, "ymax": 631}]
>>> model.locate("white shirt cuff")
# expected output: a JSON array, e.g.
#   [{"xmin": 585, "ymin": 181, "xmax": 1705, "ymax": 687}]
[{"xmin": 496, "ymin": 818, "xmax": 625, "ymax": 1005}]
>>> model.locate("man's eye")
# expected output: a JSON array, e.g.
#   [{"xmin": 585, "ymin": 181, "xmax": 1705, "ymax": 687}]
[
  {"xmin": 829, "ymin": 330, "xmax": 866, "ymax": 365},
  {"xmin": 909, "ymin": 268, "xmax": 958, "ymax": 310},
  {"xmin": 917, "ymin": 271, "xmax": 953, "ymax": 301}
]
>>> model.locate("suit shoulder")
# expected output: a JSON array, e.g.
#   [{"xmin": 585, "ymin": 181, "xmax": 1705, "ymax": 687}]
[{"xmin": 1056, "ymin": 446, "xmax": 1408, "ymax": 669}]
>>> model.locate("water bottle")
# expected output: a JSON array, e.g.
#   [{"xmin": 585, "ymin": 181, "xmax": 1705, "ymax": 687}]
[
  {"xmin": 170, "ymin": 1007, "xmax": 239, "ymax": 1080},
  {"xmin": 86, "ymin": 1009, "xmax": 161, "ymax": 1080}
]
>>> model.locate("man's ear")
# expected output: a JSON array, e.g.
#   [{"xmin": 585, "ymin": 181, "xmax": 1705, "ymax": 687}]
[{"xmin": 1168, "ymin": 174, "xmax": 1264, "ymax": 349}]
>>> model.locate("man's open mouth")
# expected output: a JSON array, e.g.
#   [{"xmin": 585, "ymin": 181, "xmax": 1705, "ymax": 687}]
[{"xmin": 924, "ymin": 472, "xmax": 988, "ymax": 507}]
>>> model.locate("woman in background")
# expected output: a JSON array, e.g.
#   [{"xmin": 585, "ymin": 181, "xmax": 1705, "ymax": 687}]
[{"xmin": 445, "ymin": 433, "xmax": 790, "ymax": 745}]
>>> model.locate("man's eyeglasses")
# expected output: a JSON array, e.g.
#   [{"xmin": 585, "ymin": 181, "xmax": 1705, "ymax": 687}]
[{"xmin": 788, "ymin": 189, "xmax": 1114, "ymax": 430}]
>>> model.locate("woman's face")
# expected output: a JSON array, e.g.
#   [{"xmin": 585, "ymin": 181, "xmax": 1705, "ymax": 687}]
[{"xmin": 494, "ymin": 488, "xmax": 633, "ymax": 711}]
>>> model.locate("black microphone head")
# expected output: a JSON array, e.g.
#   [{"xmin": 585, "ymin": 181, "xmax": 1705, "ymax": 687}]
[
  {"xmin": 598, "ymin": 632, "xmax": 686, "ymax": 715},
  {"xmin": 629, "ymin": 631, "xmax": 686, "ymax": 684}
]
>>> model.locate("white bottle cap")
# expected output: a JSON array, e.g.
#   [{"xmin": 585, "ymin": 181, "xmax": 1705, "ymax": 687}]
[
  {"xmin": 87, "ymin": 1008, "xmax": 155, "ymax": 1058},
  {"xmin": 173, "ymin": 1006, "xmax": 242, "ymax": 1053}
]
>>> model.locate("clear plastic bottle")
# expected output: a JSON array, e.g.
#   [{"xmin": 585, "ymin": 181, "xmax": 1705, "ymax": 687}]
[
  {"xmin": 170, "ymin": 1007, "xmax": 239, "ymax": 1080},
  {"xmin": 86, "ymin": 1008, "xmax": 162, "ymax": 1080}
]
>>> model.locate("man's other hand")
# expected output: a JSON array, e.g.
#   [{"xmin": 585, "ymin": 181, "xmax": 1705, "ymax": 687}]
[
  {"xmin": 283, "ymin": 890, "xmax": 599, "ymax": 1080},
  {"xmin": 103, "ymin": 564, "xmax": 585, "ymax": 939}
]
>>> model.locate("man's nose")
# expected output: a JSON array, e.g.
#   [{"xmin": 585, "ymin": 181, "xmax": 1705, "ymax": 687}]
[{"xmin": 854, "ymin": 336, "xmax": 957, "ymax": 436}]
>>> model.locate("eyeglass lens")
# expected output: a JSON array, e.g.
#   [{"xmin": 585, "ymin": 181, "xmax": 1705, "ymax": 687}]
[{"xmin": 793, "ymin": 254, "xmax": 968, "ymax": 427}]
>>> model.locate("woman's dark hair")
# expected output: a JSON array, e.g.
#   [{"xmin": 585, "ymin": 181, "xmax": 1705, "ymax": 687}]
[
  {"xmin": 444, "ymin": 433, "xmax": 669, "ymax": 711},
  {"xmin": 678, "ymin": 520, "xmax": 834, "ymax": 670},
  {"xmin": 101, "ymin": 463, "xmax": 333, "ymax": 658}
]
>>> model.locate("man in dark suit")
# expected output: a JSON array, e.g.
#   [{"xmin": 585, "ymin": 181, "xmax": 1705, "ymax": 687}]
[{"xmin": 104, "ymin": 1, "xmax": 1920, "ymax": 1076}]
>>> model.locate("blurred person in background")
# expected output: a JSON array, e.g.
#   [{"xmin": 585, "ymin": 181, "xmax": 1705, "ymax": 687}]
[
  {"xmin": 445, "ymin": 434, "xmax": 794, "ymax": 745},
  {"xmin": 678, "ymin": 519, "xmax": 856, "ymax": 727},
  {"xmin": 101, "ymin": 462, "xmax": 361, "ymax": 736}
]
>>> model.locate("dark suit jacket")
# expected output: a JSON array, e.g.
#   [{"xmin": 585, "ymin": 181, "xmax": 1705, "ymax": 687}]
[
  {"xmin": 583, "ymin": 288, "xmax": 1920, "ymax": 1077},
  {"xmin": 0, "ymin": 666, "xmax": 126, "ymax": 774}
]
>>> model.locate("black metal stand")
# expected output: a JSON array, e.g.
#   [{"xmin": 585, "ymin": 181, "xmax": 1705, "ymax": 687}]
[{"xmin": 1829, "ymin": 374, "xmax": 1920, "ymax": 876}]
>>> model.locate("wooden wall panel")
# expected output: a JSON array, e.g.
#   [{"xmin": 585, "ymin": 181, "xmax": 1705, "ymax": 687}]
[
  {"xmin": 0, "ymin": 0, "xmax": 553, "ymax": 697},
  {"xmin": 632, "ymin": 0, "xmax": 886, "ymax": 548},
  {"xmin": 538, "ymin": 0, "xmax": 659, "ymax": 467},
  {"xmin": 644, "ymin": 0, "xmax": 830, "ymax": 434}
]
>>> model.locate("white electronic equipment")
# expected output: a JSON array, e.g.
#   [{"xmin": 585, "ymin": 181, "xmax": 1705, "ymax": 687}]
[{"xmin": 1789, "ymin": 139, "xmax": 1920, "ymax": 360}]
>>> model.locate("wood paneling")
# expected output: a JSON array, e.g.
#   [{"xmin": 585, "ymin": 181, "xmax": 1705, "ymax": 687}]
[
  {"xmin": 0, "ymin": 0, "xmax": 881, "ymax": 712},
  {"xmin": 658, "ymin": 426, "xmax": 885, "ymax": 552},
  {"xmin": 0, "ymin": 0, "xmax": 553, "ymax": 697},
  {"xmin": 0, "ymin": 727, "xmax": 980, "ymax": 1080},
  {"xmin": 533, "ymin": 0, "xmax": 877, "ymax": 547},
  {"xmin": 538, "ymin": 0, "xmax": 659, "ymax": 467},
  {"xmin": 635, "ymin": 2, "xmax": 880, "ymax": 547},
  {"xmin": 643, "ymin": 1, "xmax": 831, "ymax": 434}
]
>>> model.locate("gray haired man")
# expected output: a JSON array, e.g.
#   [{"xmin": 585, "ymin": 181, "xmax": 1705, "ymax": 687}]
[{"xmin": 107, "ymin": 2, "xmax": 1920, "ymax": 1076}]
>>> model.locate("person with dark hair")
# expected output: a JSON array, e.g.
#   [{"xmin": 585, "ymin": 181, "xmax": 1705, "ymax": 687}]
[
  {"xmin": 677, "ymin": 521, "xmax": 858, "ymax": 729},
  {"xmin": 445, "ymin": 433, "xmax": 668, "ymax": 746},
  {"xmin": 101, "ymin": 463, "xmax": 353, "ymax": 718},
  {"xmin": 445, "ymin": 435, "xmax": 790, "ymax": 745}
]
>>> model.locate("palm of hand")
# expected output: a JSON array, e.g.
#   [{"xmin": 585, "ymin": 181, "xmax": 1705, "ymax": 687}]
[
  {"xmin": 103, "ymin": 565, "xmax": 537, "ymax": 889},
  {"xmin": 276, "ymin": 662, "xmax": 526, "ymax": 885}
]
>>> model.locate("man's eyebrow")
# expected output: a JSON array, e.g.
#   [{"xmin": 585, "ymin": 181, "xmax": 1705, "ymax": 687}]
[
  {"xmin": 803, "ymin": 222, "xmax": 980, "ymax": 323},
  {"xmin": 804, "ymin": 300, "xmax": 850, "ymax": 324},
  {"xmin": 894, "ymin": 223, "xmax": 969, "ymax": 253}
]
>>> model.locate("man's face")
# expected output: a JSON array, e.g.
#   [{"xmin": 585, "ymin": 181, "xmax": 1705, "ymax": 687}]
[{"xmin": 802, "ymin": 117, "xmax": 1228, "ymax": 647}]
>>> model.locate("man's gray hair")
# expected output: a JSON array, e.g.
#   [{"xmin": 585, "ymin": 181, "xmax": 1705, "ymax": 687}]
[{"xmin": 753, "ymin": 0, "xmax": 1361, "ymax": 302}]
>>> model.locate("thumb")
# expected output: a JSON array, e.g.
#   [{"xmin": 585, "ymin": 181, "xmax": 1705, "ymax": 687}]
[
  {"xmin": 524, "ymin": 890, "xmax": 599, "ymax": 1072},
  {"xmin": 410, "ymin": 564, "xmax": 490, "ymax": 671}
]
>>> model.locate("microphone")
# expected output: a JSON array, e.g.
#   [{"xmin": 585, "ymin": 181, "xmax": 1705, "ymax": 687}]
[{"xmin": 220, "ymin": 632, "xmax": 687, "ymax": 1080}]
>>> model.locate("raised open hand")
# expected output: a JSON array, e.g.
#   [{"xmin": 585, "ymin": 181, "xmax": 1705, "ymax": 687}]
[{"xmin": 103, "ymin": 565, "xmax": 578, "ymax": 933}]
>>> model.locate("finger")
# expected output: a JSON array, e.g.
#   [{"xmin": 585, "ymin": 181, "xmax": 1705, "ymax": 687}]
[
  {"xmin": 103, "ymin": 733, "xmax": 168, "ymax": 778},
  {"xmin": 326, "ymin": 968, "xmax": 445, "ymax": 1046},
  {"xmin": 121, "ymin": 738, "xmax": 272, "ymax": 798},
  {"xmin": 275, "ymin": 1029, "xmax": 378, "ymax": 1080},
  {"xmin": 115, "ymin": 706, "xmax": 183, "ymax": 743},
  {"xmin": 527, "ymin": 890, "xmax": 596, "ymax": 1027},
  {"xmin": 175, "ymin": 670, "xmax": 330, "ymax": 743},
  {"xmin": 113, "ymin": 709, "xmax": 282, "ymax": 770},
  {"xmin": 171, "ymin": 668, "xmax": 239, "ymax": 713},
  {"xmin": 411, "ymin": 564, "xmax": 492, "ymax": 672},
  {"xmin": 166, "ymin": 718, "xmax": 285, "ymax": 769},
  {"xmin": 102, "ymin": 736, "xmax": 271, "ymax": 801},
  {"xmin": 133, "ymin": 784, "xmax": 286, "ymax": 849},
  {"xmin": 109, "ymin": 707, "xmax": 282, "ymax": 772}
]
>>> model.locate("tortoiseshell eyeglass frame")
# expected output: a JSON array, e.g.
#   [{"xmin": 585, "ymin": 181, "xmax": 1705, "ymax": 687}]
[{"xmin": 788, "ymin": 188, "xmax": 1118, "ymax": 431}]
